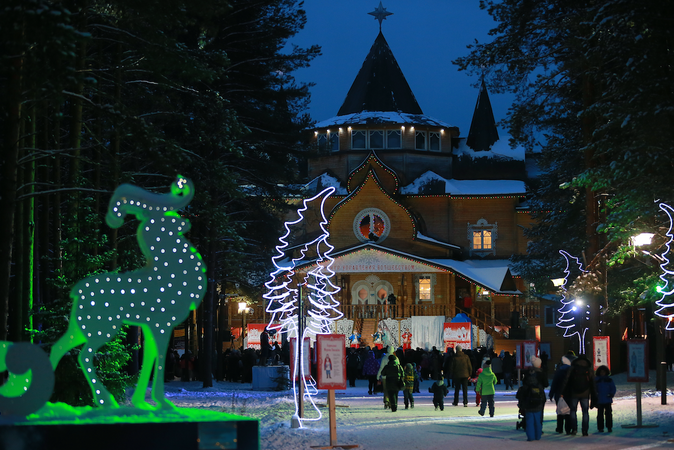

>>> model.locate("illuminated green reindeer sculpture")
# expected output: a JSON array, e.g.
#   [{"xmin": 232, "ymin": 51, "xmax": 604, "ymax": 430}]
[{"xmin": 0, "ymin": 177, "xmax": 206, "ymax": 415}]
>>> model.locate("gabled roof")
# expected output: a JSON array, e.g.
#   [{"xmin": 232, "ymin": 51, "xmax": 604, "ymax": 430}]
[
  {"xmin": 337, "ymin": 32, "xmax": 423, "ymax": 116},
  {"xmin": 466, "ymin": 79, "xmax": 499, "ymax": 152},
  {"xmin": 294, "ymin": 244, "xmax": 521, "ymax": 295}
]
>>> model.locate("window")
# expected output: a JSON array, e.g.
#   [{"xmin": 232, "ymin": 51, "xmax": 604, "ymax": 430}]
[
  {"xmin": 544, "ymin": 306, "xmax": 555, "ymax": 327},
  {"xmin": 317, "ymin": 133, "xmax": 327, "ymax": 151},
  {"xmin": 387, "ymin": 130, "xmax": 401, "ymax": 148},
  {"xmin": 472, "ymin": 230, "xmax": 492, "ymax": 250},
  {"xmin": 429, "ymin": 132, "xmax": 441, "ymax": 151},
  {"xmin": 415, "ymin": 131, "xmax": 427, "ymax": 150},
  {"xmin": 418, "ymin": 276, "xmax": 431, "ymax": 300},
  {"xmin": 353, "ymin": 208, "xmax": 391, "ymax": 243},
  {"xmin": 369, "ymin": 130, "xmax": 384, "ymax": 149},
  {"xmin": 467, "ymin": 218, "xmax": 498, "ymax": 257},
  {"xmin": 329, "ymin": 132, "xmax": 339, "ymax": 151},
  {"xmin": 352, "ymin": 130, "xmax": 366, "ymax": 149}
]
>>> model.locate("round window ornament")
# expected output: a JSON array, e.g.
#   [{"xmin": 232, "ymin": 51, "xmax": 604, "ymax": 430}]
[{"xmin": 353, "ymin": 208, "xmax": 391, "ymax": 243}]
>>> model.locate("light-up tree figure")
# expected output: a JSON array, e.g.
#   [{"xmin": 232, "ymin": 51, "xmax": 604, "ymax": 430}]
[
  {"xmin": 557, "ymin": 250, "xmax": 589, "ymax": 354},
  {"xmin": 263, "ymin": 186, "xmax": 340, "ymax": 427},
  {"xmin": 655, "ymin": 202, "xmax": 674, "ymax": 329}
]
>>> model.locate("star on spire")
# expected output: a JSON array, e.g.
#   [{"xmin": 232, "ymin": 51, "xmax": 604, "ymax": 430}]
[{"xmin": 368, "ymin": 2, "xmax": 393, "ymax": 31}]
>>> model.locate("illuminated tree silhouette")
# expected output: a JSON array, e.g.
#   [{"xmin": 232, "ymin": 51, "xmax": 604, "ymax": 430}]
[
  {"xmin": 557, "ymin": 250, "xmax": 588, "ymax": 354},
  {"xmin": 655, "ymin": 203, "xmax": 674, "ymax": 329},
  {"xmin": 263, "ymin": 186, "xmax": 339, "ymax": 426}
]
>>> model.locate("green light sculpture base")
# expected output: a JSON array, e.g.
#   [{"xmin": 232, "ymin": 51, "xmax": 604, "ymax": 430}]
[{"xmin": 0, "ymin": 403, "xmax": 259, "ymax": 450}]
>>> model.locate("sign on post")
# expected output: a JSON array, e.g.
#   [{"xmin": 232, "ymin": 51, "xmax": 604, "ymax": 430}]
[
  {"xmin": 627, "ymin": 339, "xmax": 649, "ymax": 382},
  {"xmin": 592, "ymin": 336, "xmax": 611, "ymax": 372},
  {"xmin": 316, "ymin": 334, "xmax": 346, "ymax": 390},
  {"xmin": 522, "ymin": 340, "xmax": 538, "ymax": 369}
]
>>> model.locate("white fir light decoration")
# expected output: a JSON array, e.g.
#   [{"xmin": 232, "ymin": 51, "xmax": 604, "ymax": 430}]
[
  {"xmin": 655, "ymin": 202, "xmax": 674, "ymax": 329},
  {"xmin": 556, "ymin": 250, "xmax": 588, "ymax": 354},
  {"xmin": 264, "ymin": 187, "xmax": 342, "ymax": 427}
]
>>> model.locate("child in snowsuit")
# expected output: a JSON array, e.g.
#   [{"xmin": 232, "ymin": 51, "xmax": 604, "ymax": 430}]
[
  {"xmin": 476, "ymin": 360, "xmax": 497, "ymax": 417},
  {"xmin": 517, "ymin": 368, "xmax": 546, "ymax": 441},
  {"xmin": 595, "ymin": 365, "xmax": 617, "ymax": 432},
  {"xmin": 403, "ymin": 363, "xmax": 416, "ymax": 409},
  {"xmin": 469, "ymin": 367, "xmax": 483, "ymax": 406},
  {"xmin": 429, "ymin": 376, "xmax": 449, "ymax": 411}
]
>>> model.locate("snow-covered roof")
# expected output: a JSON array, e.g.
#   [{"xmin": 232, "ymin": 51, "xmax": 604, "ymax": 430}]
[
  {"xmin": 401, "ymin": 171, "xmax": 527, "ymax": 196},
  {"xmin": 428, "ymin": 258, "xmax": 520, "ymax": 294},
  {"xmin": 416, "ymin": 232, "xmax": 460, "ymax": 249},
  {"xmin": 312, "ymin": 111, "xmax": 453, "ymax": 129},
  {"xmin": 303, "ymin": 173, "xmax": 348, "ymax": 196},
  {"xmin": 455, "ymin": 136, "xmax": 525, "ymax": 161}
]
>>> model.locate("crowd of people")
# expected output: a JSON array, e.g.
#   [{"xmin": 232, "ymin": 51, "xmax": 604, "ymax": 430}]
[{"xmin": 164, "ymin": 334, "xmax": 616, "ymax": 443}]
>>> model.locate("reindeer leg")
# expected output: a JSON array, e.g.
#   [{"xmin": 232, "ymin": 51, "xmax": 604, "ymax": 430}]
[
  {"xmin": 131, "ymin": 327, "xmax": 158, "ymax": 410},
  {"xmin": 78, "ymin": 341, "xmax": 119, "ymax": 407},
  {"xmin": 50, "ymin": 322, "xmax": 86, "ymax": 370},
  {"xmin": 151, "ymin": 331, "xmax": 176, "ymax": 410}
]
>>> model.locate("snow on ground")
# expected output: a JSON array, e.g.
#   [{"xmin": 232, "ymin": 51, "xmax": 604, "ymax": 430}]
[{"xmin": 163, "ymin": 370, "xmax": 674, "ymax": 449}]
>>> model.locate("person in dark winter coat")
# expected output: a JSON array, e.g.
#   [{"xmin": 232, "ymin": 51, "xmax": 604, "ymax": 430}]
[
  {"xmin": 517, "ymin": 368, "xmax": 546, "ymax": 441},
  {"xmin": 560, "ymin": 354, "xmax": 598, "ymax": 436},
  {"xmin": 362, "ymin": 351, "xmax": 380, "ymax": 395},
  {"xmin": 502, "ymin": 351, "xmax": 515, "ymax": 390},
  {"xmin": 380, "ymin": 354, "xmax": 405, "ymax": 412},
  {"xmin": 403, "ymin": 363, "xmax": 416, "ymax": 409},
  {"xmin": 549, "ymin": 355, "xmax": 574, "ymax": 434},
  {"xmin": 346, "ymin": 348, "xmax": 361, "ymax": 387},
  {"xmin": 595, "ymin": 365, "xmax": 617, "ymax": 432},
  {"xmin": 429, "ymin": 376, "xmax": 449, "ymax": 411},
  {"xmin": 450, "ymin": 345, "xmax": 473, "ymax": 407}
]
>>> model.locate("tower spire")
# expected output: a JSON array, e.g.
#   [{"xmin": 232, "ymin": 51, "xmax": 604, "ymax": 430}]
[{"xmin": 368, "ymin": 2, "xmax": 393, "ymax": 32}]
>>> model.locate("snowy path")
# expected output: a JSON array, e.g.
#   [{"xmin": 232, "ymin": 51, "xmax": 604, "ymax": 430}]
[{"xmin": 163, "ymin": 371, "xmax": 674, "ymax": 449}]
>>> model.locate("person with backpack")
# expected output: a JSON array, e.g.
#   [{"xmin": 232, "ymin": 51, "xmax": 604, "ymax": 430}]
[
  {"xmin": 346, "ymin": 348, "xmax": 361, "ymax": 387},
  {"xmin": 476, "ymin": 360, "xmax": 498, "ymax": 417},
  {"xmin": 362, "ymin": 350, "xmax": 380, "ymax": 395},
  {"xmin": 403, "ymin": 363, "xmax": 416, "ymax": 409},
  {"xmin": 560, "ymin": 354, "xmax": 598, "ymax": 436},
  {"xmin": 516, "ymin": 367, "xmax": 546, "ymax": 441},
  {"xmin": 380, "ymin": 354, "xmax": 405, "ymax": 412},
  {"xmin": 429, "ymin": 375, "xmax": 449, "ymax": 410},
  {"xmin": 595, "ymin": 365, "xmax": 616, "ymax": 432}
]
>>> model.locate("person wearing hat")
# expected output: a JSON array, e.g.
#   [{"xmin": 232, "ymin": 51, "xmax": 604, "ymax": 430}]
[
  {"xmin": 380, "ymin": 354, "xmax": 405, "ymax": 412},
  {"xmin": 531, "ymin": 356, "xmax": 550, "ymax": 431},
  {"xmin": 595, "ymin": 365, "xmax": 616, "ymax": 432},
  {"xmin": 549, "ymin": 355, "xmax": 574, "ymax": 434},
  {"xmin": 450, "ymin": 345, "xmax": 473, "ymax": 407},
  {"xmin": 476, "ymin": 360, "xmax": 498, "ymax": 417},
  {"xmin": 560, "ymin": 354, "xmax": 598, "ymax": 436}
]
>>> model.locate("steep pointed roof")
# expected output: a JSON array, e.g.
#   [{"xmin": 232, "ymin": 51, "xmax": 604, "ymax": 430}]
[
  {"xmin": 466, "ymin": 79, "xmax": 499, "ymax": 152},
  {"xmin": 337, "ymin": 32, "xmax": 423, "ymax": 116}
]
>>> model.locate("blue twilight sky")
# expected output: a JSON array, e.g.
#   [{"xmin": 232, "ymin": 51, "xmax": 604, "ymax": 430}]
[{"xmin": 289, "ymin": 0, "xmax": 514, "ymax": 137}]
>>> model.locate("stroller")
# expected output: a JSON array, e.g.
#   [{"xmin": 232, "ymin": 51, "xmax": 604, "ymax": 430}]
[{"xmin": 515, "ymin": 405, "xmax": 526, "ymax": 430}]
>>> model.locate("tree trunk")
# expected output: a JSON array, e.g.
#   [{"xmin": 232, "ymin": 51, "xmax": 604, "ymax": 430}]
[{"xmin": 0, "ymin": 20, "xmax": 24, "ymax": 340}]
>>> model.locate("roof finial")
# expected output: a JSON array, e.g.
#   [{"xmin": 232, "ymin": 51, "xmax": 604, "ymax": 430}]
[{"xmin": 368, "ymin": 1, "xmax": 393, "ymax": 32}]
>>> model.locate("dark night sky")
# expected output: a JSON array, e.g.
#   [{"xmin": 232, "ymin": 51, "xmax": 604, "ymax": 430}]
[{"xmin": 289, "ymin": 1, "xmax": 515, "ymax": 138}]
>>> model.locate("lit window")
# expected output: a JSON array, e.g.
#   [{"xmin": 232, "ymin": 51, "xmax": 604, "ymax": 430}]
[
  {"xmin": 472, "ymin": 230, "xmax": 492, "ymax": 250},
  {"xmin": 429, "ymin": 132, "xmax": 441, "ymax": 151},
  {"xmin": 387, "ymin": 130, "xmax": 401, "ymax": 148},
  {"xmin": 415, "ymin": 131, "xmax": 427, "ymax": 150},
  {"xmin": 419, "ymin": 276, "xmax": 431, "ymax": 300},
  {"xmin": 369, "ymin": 130, "xmax": 384, "ymax": 149},
  {"xmin": 352, "ymin": 130, "xmax": 366, "ymax": 149},
  {"xmin": 467, "ymin": 218, "xmax": 498, "ymax": 257}
]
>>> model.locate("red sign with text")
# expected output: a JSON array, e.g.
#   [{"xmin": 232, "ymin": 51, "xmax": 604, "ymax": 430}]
[{"xmin": 443, "ymin": 322, "xmax": 472, "ymax": 351}]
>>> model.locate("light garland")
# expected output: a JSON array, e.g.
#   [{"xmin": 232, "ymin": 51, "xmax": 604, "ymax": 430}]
[
  {"xmin": 556, "ymin": 250, "xmax": 589, "ymax": 354},
  {"xmin": 263, "ymin": 186, "xmax": 342, "ymax": 428},
  {"xmin": 346, "ymin": 152, "xmax": 400, "ymax": 194},
  {"xmin": 655, "ymin": 202, "xmax": 674, "ymax": 329}
]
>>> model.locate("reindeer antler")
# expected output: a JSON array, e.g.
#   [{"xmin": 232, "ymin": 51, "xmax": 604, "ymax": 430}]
[{"xmin": 106, "ymin": 176, "xmax": 194, "ymax": 228}]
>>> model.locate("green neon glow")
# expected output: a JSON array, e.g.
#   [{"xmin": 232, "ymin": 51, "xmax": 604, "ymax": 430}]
[
  {"xmin": 15, "ymin": 402, "xmax": 256, "ymax": 426},
  {"xmin": 0, "ymin": 342, "xmax": 32, "ymax": 398}
]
